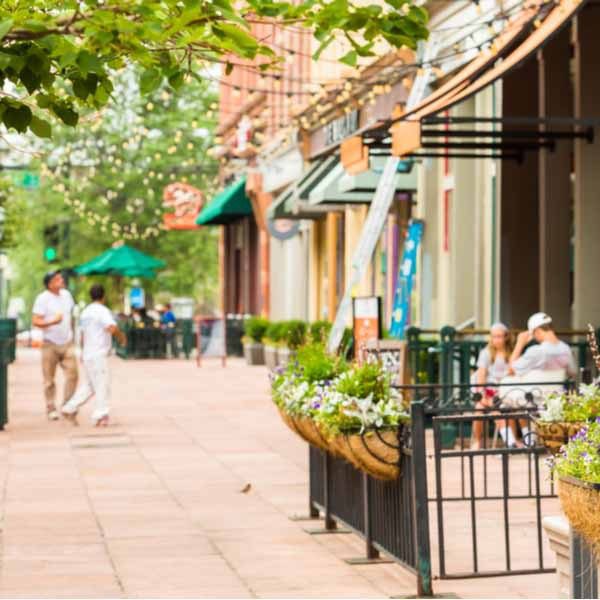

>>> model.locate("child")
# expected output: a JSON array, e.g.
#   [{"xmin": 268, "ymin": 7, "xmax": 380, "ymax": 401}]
[{"xmin": 62, "ymin": 284, "xmax": 126, "ymax": 426}]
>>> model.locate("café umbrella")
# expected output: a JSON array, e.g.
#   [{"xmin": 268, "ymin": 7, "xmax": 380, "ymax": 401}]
[{"xmin": 74, "ymin": 244, "xmax": 166, "ymax": 278}]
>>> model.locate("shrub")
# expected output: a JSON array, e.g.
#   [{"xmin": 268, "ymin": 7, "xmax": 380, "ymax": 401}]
[
  {"xmin": 281, "ymin": 320, "xmax": 307, "ymax": 349},
  {"xmin": 263, "ymin": 322, "xmax": 285, "ymax": 345},
  {"xmin": 309, "ymin": 320, "xmax": 332, "ymax": 344},
  {"xmin": 244, "ymin": 316, "xmax": 269, "ymax": 343}
]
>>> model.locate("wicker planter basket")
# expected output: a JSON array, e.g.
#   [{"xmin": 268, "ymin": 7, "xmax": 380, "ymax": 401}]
[
  {"xmin": 293, "ymin": 416, "xmax": 329, "ymax": 451},
  {"xmin": 264, "ymin": 345, "xmax": 278, "ymax": 370},
  {"xmin": 535, "ymin": 420, "xmax": 586, "ymax": 454},
  {"xmin": 329, "ymin": 434, "xmax": 362, "ymax": 469},
  {"xmin": 346, "ymin": 428, "xmax": 402, "ymax": 481},
  {"xmin": 558, "ymin": 476, "xmax": 600, "ymax": 554},
  {"xmin": 277, "ymin": 407, "xmax": 301, "ymax": 437},
  {"xmin": 243, "ymin": 342, "xmax": 265, "ymax": 366}
]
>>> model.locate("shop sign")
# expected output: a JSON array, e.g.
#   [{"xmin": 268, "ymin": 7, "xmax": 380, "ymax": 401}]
[
  {"xmin": 162, "ymin": 182, "xmax": 204, "ymax": 230},
  {"xmin": 260, "ymin": 148, "xmax": 304, "ymax": 193},
  {"xmin": 352, "ymin": 296, "xmax": 381, "ymax": 359},
  {"xmin": 324, "ymin": 110, "xmax": 359, "ymax": 146}
]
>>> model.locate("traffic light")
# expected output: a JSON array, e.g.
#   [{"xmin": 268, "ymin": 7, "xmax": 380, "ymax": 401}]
[{"xmin": 43, "ymin": 225, "xmax": 60, "ymax": 263}]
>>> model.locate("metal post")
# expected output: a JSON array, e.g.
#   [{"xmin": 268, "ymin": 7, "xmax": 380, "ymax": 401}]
[
  {"xmin": 411, "ymin": 401, "xmax": 433, "ymax": 597},
  {"xmin": 571, "ymin": 530, "xmax": 598, "ymax": 600}
]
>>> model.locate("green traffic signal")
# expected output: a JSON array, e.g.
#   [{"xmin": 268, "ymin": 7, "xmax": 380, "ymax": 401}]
[{"xmin": 44, "ymin": 247, "xmax": 57, "ymax": 262}]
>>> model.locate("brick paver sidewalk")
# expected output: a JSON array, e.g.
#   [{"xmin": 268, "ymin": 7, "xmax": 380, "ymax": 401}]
[{"xmin": 0, "ymin": 349, "xmax": 559, "ymax": 598}]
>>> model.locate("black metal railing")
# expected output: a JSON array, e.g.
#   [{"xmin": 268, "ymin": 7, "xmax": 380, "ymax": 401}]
[{"xmin": 303, "ymin": 380, "xmax": 576, "ymax": 596}]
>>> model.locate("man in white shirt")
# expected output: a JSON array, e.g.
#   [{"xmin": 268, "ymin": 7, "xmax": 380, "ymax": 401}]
[
  {"xmin": 62, "ymin": 284, "xmax": 126, "ymax": 426},
  {"xmin": 32, "ymin": 271, "xmax": 78, "ymax": 420},
  {"xmin": 501, "ymin": 312, "xmax": 577, "ymax": 446}
]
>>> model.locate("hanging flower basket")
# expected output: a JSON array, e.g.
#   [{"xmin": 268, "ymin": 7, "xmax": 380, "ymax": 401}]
[
  {"xmin": 277, "ymin": 407, "xmax": 300, "ymax": 436},
  {"xmin": 346, "ymin": 428, "xmax": 403, "ymax": 481},
  {"xmin": 293, "ymin": 415, "xmax": 329, "ymax": 452},
  {"xmin": 326, "ymin": 434, "xmax": 361, "ymax": 468},
  {"xmin": 558, "ymin": 476, "xmax": 600, "ymax": 554},
  {"xmin": 535, "ymin": 420, "xmax": 586, "ymax": 454}
]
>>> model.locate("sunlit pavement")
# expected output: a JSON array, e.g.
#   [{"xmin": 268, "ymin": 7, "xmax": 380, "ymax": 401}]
[{"xmin": 0, "ymin": 348, "xmax": 558, "ymax": 598}]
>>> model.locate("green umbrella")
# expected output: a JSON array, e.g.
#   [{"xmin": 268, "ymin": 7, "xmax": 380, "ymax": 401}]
[{"xmin": 74, "ymin": 244, "xmax": 165, "ymax": 278}]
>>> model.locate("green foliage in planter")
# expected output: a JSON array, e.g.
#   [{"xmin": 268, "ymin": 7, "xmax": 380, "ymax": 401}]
[
  {"xmin": 294, "ymin": 343, "xmax": 347, "ymax": 383},
  {"xmin": 540, "ymin": 384, "xmax": 600, "ymax": 423},
  {"xmin": 553, "ymin": 420, "xmax": 600, "ymax": 483},
  {"xmin": 243, "ymin": 316, "xmax": 269, "ymax": 344},
  {"xmin": 309, "ymin": 320, "xmax": 332, "ymax": 344},
  {"xmin": 263, "ymin": 322, "xmax": 285, "ymax": 346},
  {"xmin": 336, "ymin": 361, "xmax": 390, "ymax": 403},
  {"xmin": 281, "ymin": 320, "xmax": 307, "ymax": 350}
]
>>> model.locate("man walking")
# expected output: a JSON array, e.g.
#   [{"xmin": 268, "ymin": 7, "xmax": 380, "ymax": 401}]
[
  {"xmin": 32, "ymin": 271, "xmax": 78, "ymax": 420},
  {"xmin": 62, "ymin": 284, "xmax": 125, "ymax": 426}
]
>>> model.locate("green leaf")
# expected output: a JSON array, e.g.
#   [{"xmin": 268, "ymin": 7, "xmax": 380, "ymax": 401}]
[
  {"xmin": 29, "ymin": 115, "xmax": 51, "ymax": 138},
  {"xmin": 19, "ymin": 67, "xmax": 42, "ymax": 95},
  {"xmin": 77, "ymin": 51, "xmax": 103, "ymax": 75},
  {"xmin": 72, "ymin": 78, "xmax": 89, "ymax": 100},
  {"xmin": 0, "ymin": 19, "xmax": 13, "ymax": 41},
  {"xmin": 168, "ymin": 71, "xmax": 185, "ymax": 90},
  {"xmin": 51, "ymin": 102, "xmax": 78, "ymax": 127},
  {"xmin": 140, "ymin": 68, "xmax": 162, "ymax": 94},
  {"xmin": 2, "ymin": 104, "xmax": 32, "ymax": 133},
  {"xmin": 339, "ymin": 50, "xmax": 357, "ymax": 67}
]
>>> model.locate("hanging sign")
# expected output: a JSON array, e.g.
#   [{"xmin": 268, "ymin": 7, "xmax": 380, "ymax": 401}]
[
  {"xmin": 389, "ymin": 219, "xmax": 424, "ymax": 339},
  {"xmin": 130, "ymin": 287, "xmax": 145, "ymax": 309},
  {"xmin": 327, "ymin": 156, "xmax": 400, "ymax": 353},
  {"xmin": 162, "ymin": 182, "xmax": 204, "ymax": 230},
  {"xmin": 352, "ymin": 296, "xmax": 381, "ymax": 359}
]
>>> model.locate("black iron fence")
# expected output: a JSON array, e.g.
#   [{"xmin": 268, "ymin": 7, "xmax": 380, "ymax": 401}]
[
  {"xmin": 406, "ymin": 326, "xmax": 594, "ymax": 387},
  {"xmin": 308, "ymin": 400, "xmax": 431, "ymax": 595},
  {"xmin": 304, "ymin": 381, "xmax": 572, "ymax": 596}
]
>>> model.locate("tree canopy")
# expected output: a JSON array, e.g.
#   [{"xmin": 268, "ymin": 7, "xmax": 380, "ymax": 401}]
[
  {"xmin": 0, "ymin": 0, "xmax": 429, "ymax": 139},
  {"xmin": 9, "ymin": 69, "xmax": 220, "ymax": 315}
]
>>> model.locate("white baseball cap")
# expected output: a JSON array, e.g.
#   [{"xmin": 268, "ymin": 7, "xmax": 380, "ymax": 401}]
[{"xmin": 527, "ymin": 312, "xmax": 552, "ymax": 333}]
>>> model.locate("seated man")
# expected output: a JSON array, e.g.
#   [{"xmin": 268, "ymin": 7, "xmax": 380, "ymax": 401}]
[{"xmin": 499, "ymin": 312, "xmax": 577, "ymax": 446}]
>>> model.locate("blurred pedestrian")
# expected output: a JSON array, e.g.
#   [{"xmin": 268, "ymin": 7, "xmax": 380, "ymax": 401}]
[
  {"xmin": 62, "ymin": 284, "xmax": 126, "ymax": 427},
  {"xmin": 32, "ymin": 271, "xmax": 78, "ymax": 421},
  {"xmin": 160, "ymin": 302, "xmax": 178, "ymax": 357}
]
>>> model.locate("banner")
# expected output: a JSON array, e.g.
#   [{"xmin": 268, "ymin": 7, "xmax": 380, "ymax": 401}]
[
  {"xmin": 389, "ymin": 219, "xmax": 424, "ymax": 339},
  {"xmin": 327, "ymin": 156, "xmax": 400, "ymax": 353}
]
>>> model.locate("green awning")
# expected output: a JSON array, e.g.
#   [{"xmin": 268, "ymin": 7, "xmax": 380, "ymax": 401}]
[
  {"xmin": 266, "ymin": 157, "xmax": 339, "ymax": 221},
  {"xmin": 308, "ymin": 156, "xmax": 418, "ymax": 205},
  {"xmin": 196, "ymin": 178, "xmax": 253, "ymax": 225}
]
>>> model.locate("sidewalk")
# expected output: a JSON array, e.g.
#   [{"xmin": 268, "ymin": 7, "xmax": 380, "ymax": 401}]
[{"xmin": 0, "ymin": 349, "xmax": 559, "ymax": 598}]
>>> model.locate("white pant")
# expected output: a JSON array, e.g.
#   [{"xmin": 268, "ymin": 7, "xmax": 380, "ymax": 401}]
[{"xmin": 62, "ymin": 355, "xmax": 110, "ymax": 421}]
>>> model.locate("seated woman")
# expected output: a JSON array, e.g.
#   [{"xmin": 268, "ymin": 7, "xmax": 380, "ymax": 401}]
[{"xmin": 471, "ymin": 323, "xmax": 513, "ymax": 450}]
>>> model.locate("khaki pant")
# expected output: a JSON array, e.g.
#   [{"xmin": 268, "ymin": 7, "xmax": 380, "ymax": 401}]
[{"xmin": 41, "ymin": 342, "xmax": 78, "ymax": 413}]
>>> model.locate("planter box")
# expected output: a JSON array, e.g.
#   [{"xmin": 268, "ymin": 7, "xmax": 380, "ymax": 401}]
[
  {"xmin": 277, "ymin": 346, "xmax": 296, "ymax": 368},
  {"xmin": 264, "ymin": 345, "xmax": 278, "ymax": 371},
  {"xmin": 243, "ymin": 342, "xmax": 265, "ymax": 366}
]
